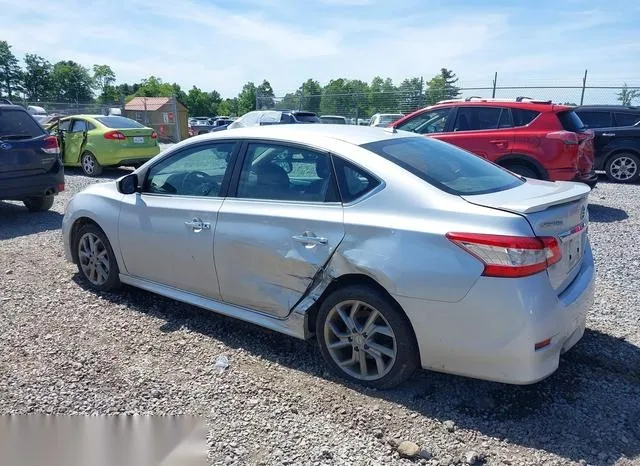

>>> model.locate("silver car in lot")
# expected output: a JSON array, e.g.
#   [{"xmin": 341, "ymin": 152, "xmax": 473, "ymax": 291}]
[{"xmin": 62, "ymin": 125, "xmax": 595, "ymax": 388}]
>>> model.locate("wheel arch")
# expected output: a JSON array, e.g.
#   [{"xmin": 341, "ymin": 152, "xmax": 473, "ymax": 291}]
[
  {"xmin": 495, "ymin": 154, "xmax": 549, "ymax": 180},
  {"xmin": 604, "ymin": 146, "xmax": 640, "ymax": 166},
  {"xmin": 305, "ymin": 273, "xmax": 419, "ymax": 356}
]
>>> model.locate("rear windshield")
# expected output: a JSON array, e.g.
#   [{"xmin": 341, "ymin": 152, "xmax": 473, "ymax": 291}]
[
  {"xmin": 557, "ymin": 111, "xmax": 586, "ymax": 132},
  {"xmin": 294, "ymin": 113, "xmax": 321, "ymax": 123},
  {"xmin": 0, "ymin": 108, "xmax": 45, "ymax": 139},
  {"xmin": 95, "ymin": 116, "xmax": 145, "ymax": 129},
  {"xmin": 361, "ymin": 137, "xmax": 524, "ymax": 196}
]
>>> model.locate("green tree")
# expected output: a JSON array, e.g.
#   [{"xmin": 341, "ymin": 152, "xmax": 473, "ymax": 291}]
[
  {"xmin": 23, "ymin": 54, "xmax": 52, "ymax": 102},
  {"xmin": 92, "ymin": 64, "xmax": 117, "ymax": 103},
  {"xmin": 171, "ymin": 83, "xmax": 187, "ymax": 103},
  {"xmin": 50, "ymin": 61, "xmax": 94, "ymax": 102},
  {"xmin": 217, "ymin": 97, "xmax": 238, "ymax": 117},
  {"xmin": 426, "ymin": 68, "xmax": 460, "ymax": 104},
  {"xmin": 345, "ymin": 79, "xmax": 370, "ymax": 118},
  {"xmin": 370, "ymin": 76, "xmax": 398, "ymax": 113},
  {"xmin": 617, "ymin": 83, "xmax": 640, "ymax": 106},
  {"xmin": 237, "ymin": 82, "xmax": 257, "ymax": 115},
  {"xmin": 298, "ymin": 78, "xmax": 322, "ymax": 113},
  {"xmin": 184, "ymin": 86, "xmax": 220, "ymax": 116},
  {"xmin": 397, "ymin": 77, "xmax": 425, "ymax": 112},
  {"xmin": 133, "ymin": 76, "xmax": 175, "ymax": 98},
  {"xmin": 256, "ymin": 79, "xmax": 275, "ymax": 109},
  {"xmin": 0, "ymin": 41, "xmax": 22, "ymax": 98}
]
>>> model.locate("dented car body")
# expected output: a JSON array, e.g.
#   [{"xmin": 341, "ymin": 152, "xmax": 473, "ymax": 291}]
[{"xmin": 62, "ymin": 125, "xmax": 595, "ymax": 387}]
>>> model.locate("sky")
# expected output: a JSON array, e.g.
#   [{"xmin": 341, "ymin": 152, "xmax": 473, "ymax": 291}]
[{"xmin": 2, "ymin": 0, "xmax": 640, "ymax": 99}]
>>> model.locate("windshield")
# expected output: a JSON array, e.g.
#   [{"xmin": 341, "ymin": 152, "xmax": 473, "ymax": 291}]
[
  {"xmin": 361, "ymin": 136, "xmax": 523, "ymax": 195},
  {"xmin": 95, "ymin": 116, "xmax": 145, "ymax": 129}
]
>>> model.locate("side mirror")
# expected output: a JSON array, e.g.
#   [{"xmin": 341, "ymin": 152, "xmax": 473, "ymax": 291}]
[{"xmin": 117, "ymin": 173, "xmax": 139, "ymax": 194}]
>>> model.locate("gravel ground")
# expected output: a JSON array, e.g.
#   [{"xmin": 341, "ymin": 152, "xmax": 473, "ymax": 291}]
[{"xmin": 0, "ymin": 170, "xmax": 639, "ymax": 466}]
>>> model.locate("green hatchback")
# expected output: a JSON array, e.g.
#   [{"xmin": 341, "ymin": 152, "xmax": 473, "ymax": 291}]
[{"xmin": 49, "ymin": 115, "xmax": 161, "ymax": 176}]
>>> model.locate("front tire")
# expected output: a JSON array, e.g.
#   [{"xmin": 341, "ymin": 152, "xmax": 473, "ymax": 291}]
[
  {"xmin": 23, "ymin": 195, "xmax": 54, "ymax": 212},
  {"xmin": 316, "ymin": 285, "xmax": 419, "ymax": 389},
  {"xmin": 605, "ymin": 153, "xmax": 639, "ymax": 183},
  {"xmin": 74, "ymin": 224, "xmax": 120, "ymax": 292},
  {"xmin": 81, "ymin": 152, "xmax": 103, "ymax": 177}
]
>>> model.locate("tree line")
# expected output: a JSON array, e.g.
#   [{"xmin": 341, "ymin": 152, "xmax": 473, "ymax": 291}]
[{"xmin": 0, "ymin": 40, "xmax": 464, "ymax": 117}]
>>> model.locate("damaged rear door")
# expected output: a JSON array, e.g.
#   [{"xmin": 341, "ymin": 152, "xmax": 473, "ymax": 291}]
[{"xmin": 214, "ymin": 141, "xmax": 345, "ymax": 318}]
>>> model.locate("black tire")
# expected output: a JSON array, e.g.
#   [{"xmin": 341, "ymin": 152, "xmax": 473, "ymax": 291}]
[
  {"xmin": 23, "ymin": 195, "xmax": 54, "ymax": 212},
  {"xmin": 604, "ymin": 152, "xmax": 640, "ymax": 183},
  {"xmin": 74, "ymin": 223, "xmax": 120, "ymax": 292},
  {"xmin": 505, "ymin": 163, "xmax": 539, "ymax": 179},
  {"xmin": 81, "ymin": 151, "xmax": 103, "ymax": 177},
  {"xmin": 316, "ymin": 284, "xmax": 419, "ymax": 389}
]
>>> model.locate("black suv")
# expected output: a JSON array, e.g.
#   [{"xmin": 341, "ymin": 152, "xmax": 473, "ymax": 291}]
[
  {"xmin": 574, "ymin": 105, "xmax": 640, "ymax": 129},
  {"xmin": 0, "ymin": 100, "xmax": 64, "ymax": 212}
]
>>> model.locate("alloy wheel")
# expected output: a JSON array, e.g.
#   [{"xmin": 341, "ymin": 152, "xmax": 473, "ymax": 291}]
[
  {"xmin": 323, "ymin": 300, "xmax": 397, "ymax": 381},
  {"xmin": 610, "ymin": 156, "xmax": 638, "ymax": 181},
  {"xmin": 78, "ymin": 232, "xmax": 110, "ymax": 286},
  {"xmin": 82, "ymin": 154, "xmax": 96, "ymax": 175}
]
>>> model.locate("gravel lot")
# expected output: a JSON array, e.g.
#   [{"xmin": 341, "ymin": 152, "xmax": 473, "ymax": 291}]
[{"xmin": 0, "ymin": 169, "xmax": 639, "ymax": 466}]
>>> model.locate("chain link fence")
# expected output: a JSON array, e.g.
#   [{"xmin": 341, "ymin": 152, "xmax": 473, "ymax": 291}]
[
  {"xmin": 258, "ymin": 86, "xmax": 640, "ymax": 123},
  {"xmin": 22, "ymin": 101, "xmax": 123, "ymax": 117}
]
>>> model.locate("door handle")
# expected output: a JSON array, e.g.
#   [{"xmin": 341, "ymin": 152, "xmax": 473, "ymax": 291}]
[
  {"xmin": 185, "ymin": 217, "xmax": 211, "ymax": 231},
  {"xmin": 292, "ymin": 232, "xmax": 328, "ymax": 245}
]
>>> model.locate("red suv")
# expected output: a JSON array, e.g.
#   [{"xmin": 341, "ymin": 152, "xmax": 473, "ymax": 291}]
[{"xmin": 391, "ymin": 98, "xmax": 597, "ymax": 187}]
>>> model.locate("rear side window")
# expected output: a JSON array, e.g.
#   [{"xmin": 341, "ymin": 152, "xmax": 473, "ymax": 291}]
[
  {"xmin": 576, "ymin": 111, "xmax": 612, "ymax": 128},
  {"xmin": 361, "ymin": 137, "xmax": 523, "ymax": 196},
  {"xmin": 332, "ymin": 157, "xmax": 381, "ymax": 203},
  {"xmin": 0, "ymin": 108, "xmax": 45, "ymax": 138},
  {"xmin": 557, "ymin": 111, "xmax": 586, "ymax": 132},
  {"xmin": 614, "ymin": 112, "xmax": 640, "ymax": 127},
  {"xmin": 95, "ymin": 116, "xmax": 145, "ymax": 128},
  {"xmin": 511, "ymin": 108, "xmax": 540, "ymax": 126},
  {"xmin": 453, "ymin": 107, "xmax": 502, "ymax": 131}
]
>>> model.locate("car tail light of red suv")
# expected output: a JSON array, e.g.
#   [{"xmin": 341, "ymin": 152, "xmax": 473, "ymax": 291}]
[{"xmin": 392, "ymin": 98, "xmax": 597, "ymax": 188}]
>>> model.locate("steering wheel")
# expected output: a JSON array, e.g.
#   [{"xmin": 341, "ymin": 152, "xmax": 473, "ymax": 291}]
[{"xmin": 181, "ymin": 171, "xmax": 218, "ymax": 196}]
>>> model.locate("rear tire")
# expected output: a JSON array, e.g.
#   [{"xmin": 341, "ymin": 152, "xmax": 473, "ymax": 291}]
[
  {"xmin": 316, "ymin": 284, "xmax": 419, "ymax": 389},
  {"xmin": 23, "ymin": 195, "xmax": 54, "ymax": 212},
  {"xmin": 605, "ymin": 152, "xmax": 639, "ymax": 183},
  {"xmin": 505, "ymin": 163, "xmax": 539, "ymax": 179},
  {"xmin": 81, "ymin": 152, "xmax": 103, "ymax": 177}
]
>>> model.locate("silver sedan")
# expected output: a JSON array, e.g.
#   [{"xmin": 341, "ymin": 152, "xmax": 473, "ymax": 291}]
[{"xmin": 62, "ymin": 125, "xmax": 595, "ymax": 388}]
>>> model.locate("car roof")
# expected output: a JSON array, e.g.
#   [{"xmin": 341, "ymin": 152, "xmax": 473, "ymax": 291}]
[
  {"xmin": 320, "ymin": 115, "xmax": 347, "ymax": 118},
  {"xmin": 432, "ymin": 100, "xmax": 568, "ymax": 112},
  {"xmin": 201, "ymin": 123, "xmax": 412, "ymax": 146}
]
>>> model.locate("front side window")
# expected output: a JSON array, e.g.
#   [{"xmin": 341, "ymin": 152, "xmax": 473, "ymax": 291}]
[
  {"xmin": 362, "ymin": 136, "xmax": 523, "ymax": 196},
  {"xmin": 453, "ymin": 107, "xmax": 502, "ymax": 131},
  {"xmin": 236, "ymin": 143, "xmax": 338, "ymax": 202},
  {"xmin": 614, "ymin": 112, "xmax": 640, "ymax": 127},
  {"xmin": 396, "ymin": 108, "xmax": 451, "ymax": 134},
  {"xmin": 144, "ymin": 142, "xmax": 236, "ymax": 197}
]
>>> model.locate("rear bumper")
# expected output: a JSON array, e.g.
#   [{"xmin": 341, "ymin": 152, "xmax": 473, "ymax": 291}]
[
  {"xmin": 0, "ymin": 159, "xmax": 64, "ymax": 201},
  {"xmin": 574, "ymin": 171, "xmax": 598, "ymax": 188},
  {"xmin": 98, "ymin": 146, "xmax": 160, "ymax": 166},
  {"xmin": 395, "ymin": 241, "xmax": 595, "ymax": 384}
]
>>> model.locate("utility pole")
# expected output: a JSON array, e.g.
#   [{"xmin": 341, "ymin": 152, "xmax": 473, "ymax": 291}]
[
  {"xmin": 580, "ymin": 69, "xmax": 588, "ymax": 105},
  {"xmin": 492, "ymin": 72, "xmax": 498, "ymax": 98}
]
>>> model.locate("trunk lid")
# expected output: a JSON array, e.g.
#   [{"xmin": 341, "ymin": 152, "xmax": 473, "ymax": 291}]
[
  {"xmin": 116, "ymin": 128, "xmax": 157, "ymax": 148},
  {"xmin": 462, "ymin": 179, "xmax": 591, "ymax": 293}
]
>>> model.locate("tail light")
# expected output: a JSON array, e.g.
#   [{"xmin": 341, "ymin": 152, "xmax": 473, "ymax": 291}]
[
  {"xmin": 446, "ymin": 232, "xmax": 562, "ymax": 278},
  {"xmin": 104, "ymin": 130, "xmax": 127, "ymax": 140},
  {"xmin": 547, "ymin": 131, "xmax": 579, "ymax": 145},
  {"xmin": 42, "ymin": 135, "xmax": 60, "ymax": 155},
  {"xmin": 150, "ymin": 131, "xmax": 158, "ymax": 139}
]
